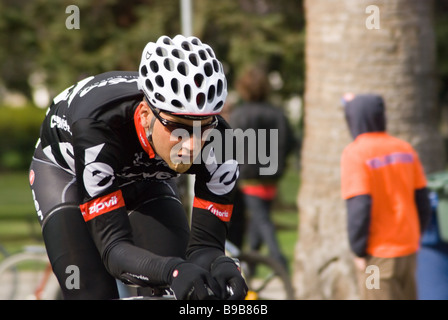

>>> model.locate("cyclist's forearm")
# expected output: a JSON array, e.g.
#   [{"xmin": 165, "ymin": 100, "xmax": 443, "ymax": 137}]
[
  {"xmin": 105, "ymin": 240, "xmax": 182, "ymax": 286},
  {"xmin": 86, "ymin": 209, "xmax": 182, "ymax": 286},
  {"xmin": 186, "ymin": 207, "xmax": 227, "ymax": 269}
]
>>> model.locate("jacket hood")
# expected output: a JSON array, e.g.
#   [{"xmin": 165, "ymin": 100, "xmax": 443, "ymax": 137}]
[{"xmin": 344, "ymin": 93, "xmax": 386, "ymax": 139}]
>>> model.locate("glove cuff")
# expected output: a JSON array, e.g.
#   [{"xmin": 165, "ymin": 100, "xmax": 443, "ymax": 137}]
[{"xmin": 210, "ymin": 255, "xmax": 239, "ymax": 270}]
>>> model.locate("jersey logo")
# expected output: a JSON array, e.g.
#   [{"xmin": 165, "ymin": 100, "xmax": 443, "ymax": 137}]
[
  {"xmin": 80, "ymin": 190, "xmax": 125, "ymax": 222},
  {"xmin": 204, "ymin": 148, "xmax": 239, "ymax": 195},
  {"xmin": 53, "ymin": 76, "xmax": 94, "ymax": 107},
  {"xmin": 83, "ymin": 143, "xmax": 115, "ymax": 197},
  {"xmin": 193, "ymin": 197, "xmax": 233, "ymax": 222}
]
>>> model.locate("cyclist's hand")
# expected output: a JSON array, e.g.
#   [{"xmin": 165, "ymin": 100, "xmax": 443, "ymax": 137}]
[
  {"xmin": 211, "ymin": 256, "xmax": 248, "ymax": 300},
  {"xmin": 170, "ymin": 262, "xmax": 221, "ymax": 300}
]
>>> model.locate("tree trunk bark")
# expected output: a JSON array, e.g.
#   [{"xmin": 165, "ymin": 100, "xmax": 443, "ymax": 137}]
[{"xmin": 294, "ymin": 0, "xmax": 444, "ymax": 299}]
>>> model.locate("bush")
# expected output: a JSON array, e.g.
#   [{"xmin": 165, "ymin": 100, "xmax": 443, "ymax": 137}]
[{"xmin": 0, "ymin": 105, "xmax": 46, "ymax": 171}]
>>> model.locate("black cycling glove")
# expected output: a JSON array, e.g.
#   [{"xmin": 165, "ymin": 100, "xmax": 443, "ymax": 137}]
[
  {"xmin": 170, "ymin": 262, "xmax": 221, "ymax": 300},
  {"xmin": 210, "ymin": 256, "xmax": 248, "ymax": 300}
]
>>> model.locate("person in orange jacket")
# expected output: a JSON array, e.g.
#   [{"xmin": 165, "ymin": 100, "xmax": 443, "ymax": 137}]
[{"xmin": 340, "ymin": 93, "xmax": 431, "ymax": 299}]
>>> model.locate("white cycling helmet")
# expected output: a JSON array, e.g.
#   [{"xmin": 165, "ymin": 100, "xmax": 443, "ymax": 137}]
[{"xmin": 138, "ymin": 35, "xmax": 227, "ymax": 117}]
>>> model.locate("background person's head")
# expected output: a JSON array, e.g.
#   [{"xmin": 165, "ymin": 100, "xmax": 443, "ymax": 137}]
[{"xmin": 236, "ymin": 65, "xmax": 271, "ymax": 103}]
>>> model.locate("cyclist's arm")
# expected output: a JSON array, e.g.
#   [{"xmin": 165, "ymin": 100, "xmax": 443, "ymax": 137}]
[
  {"xmin": 86, "ymin": 205, "xmax": 181, "ymax": 286},
  {"xmin": 72, "ymin": 119, "xmax": 181, "ymax": 286},
  {"xmin": 186, "ymin": 205, "xmax": 229, "ymax": 269},
  {"xmin": 186, "ymin": 118, "xmax": 239, "ymax": 269}
]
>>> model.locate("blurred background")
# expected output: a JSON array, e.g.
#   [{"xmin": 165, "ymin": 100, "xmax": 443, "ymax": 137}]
[
  {"xmin": 0, "ymin": 0, "xmax": 447, "ymax": 299},
  {"xmin": 0, "ymin": 0, "xmax": 302, "ymax": 255}
]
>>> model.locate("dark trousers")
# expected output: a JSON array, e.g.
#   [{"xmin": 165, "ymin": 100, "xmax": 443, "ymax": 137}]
[{"xmin": 244, "ymin": 194, "xmax": 287, "ymax": 270}]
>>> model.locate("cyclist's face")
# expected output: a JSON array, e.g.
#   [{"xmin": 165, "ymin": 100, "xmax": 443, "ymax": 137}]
[{"xmin": 139, "ymin": 101, "xmax": 214, "ymax": 173}]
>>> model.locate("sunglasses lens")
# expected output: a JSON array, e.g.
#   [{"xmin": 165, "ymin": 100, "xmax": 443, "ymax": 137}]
[
  {"xmin": 169, "ymin": 119, "xmax": 217, "ymax": 134},
  {"xmin": 150, "ymin": 104, "xmax": 218, "ymax": 134}
]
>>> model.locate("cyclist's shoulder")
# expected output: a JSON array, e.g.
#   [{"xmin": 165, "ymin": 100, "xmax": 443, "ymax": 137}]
[
  {"xmin": 49, "ymin": 71, "xmax": 143, "ymax": 121},
  {"xmin": 76, "ymin": 71, "xmax": 142, "ymax": 102}
]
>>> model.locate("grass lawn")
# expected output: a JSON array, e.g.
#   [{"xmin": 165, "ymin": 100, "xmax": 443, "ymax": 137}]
[{"xmin": 0, "ymin": 171, "xmax": 43, "ymax": 255}]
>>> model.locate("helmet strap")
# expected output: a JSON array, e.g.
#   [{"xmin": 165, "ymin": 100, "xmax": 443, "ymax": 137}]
[{"xmin": 146, "ymin": 113, "xmax": 157, "ymax": 151}]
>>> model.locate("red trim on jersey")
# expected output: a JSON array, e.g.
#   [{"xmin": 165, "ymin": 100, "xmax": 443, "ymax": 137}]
[
  {"xmin": 80, "ymin": 190, "xmax": 125, "ymax": 222},
  {"xmin": 193, "ymin": 197, "xmax": 233, "ymax": 222},
  {"xmin": 134, "ymin": 103, "xmax": 155, "ymax": 158}
]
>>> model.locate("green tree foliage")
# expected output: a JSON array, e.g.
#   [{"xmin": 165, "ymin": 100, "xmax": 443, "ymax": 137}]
[{"xmin": 0, "ymin": 0, "xmax": 304, "ymax": 100}]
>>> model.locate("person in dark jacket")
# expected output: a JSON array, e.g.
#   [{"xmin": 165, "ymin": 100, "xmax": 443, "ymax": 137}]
[
  {"xmin": 340, "ymin": 93, "xmax": 431, "ymax": 299},
  {"xmin": 229, "ymin": 66, "xmax": 297, "ymax": 271}
]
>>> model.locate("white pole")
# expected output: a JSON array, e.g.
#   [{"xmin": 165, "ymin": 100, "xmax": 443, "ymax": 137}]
[{"xmin": 181, "ymin": 0, "xmax": 193, "ymax": 37}]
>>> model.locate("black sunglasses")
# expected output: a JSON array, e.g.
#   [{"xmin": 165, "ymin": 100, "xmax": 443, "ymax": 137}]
[{"xmin": 148, "ymin": 103, "xmax": 218, "ymax": 134}]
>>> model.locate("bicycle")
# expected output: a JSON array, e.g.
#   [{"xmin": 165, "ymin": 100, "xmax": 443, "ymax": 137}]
[
  {"xmin": 0, "ymin": 241, "xmax": 294, "ymax": 300},
  {"xmin": 225, "ymin": 241, "xmax": 295, "ymax": 300},
  {"xmin": 0, "ymin": 245, "xmax": 60, "ymax": 300}
]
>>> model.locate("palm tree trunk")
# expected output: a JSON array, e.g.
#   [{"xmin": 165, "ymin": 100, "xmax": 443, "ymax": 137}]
[{"xmin": 294, "ymin": 0, "xmax": 443, "ymax": 299}]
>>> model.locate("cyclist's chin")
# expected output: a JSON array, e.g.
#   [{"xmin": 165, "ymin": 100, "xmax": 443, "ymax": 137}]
[
  {"xmin": 166, "ymin": 150, "xmax": 199, "ymax": 173},
  {"xmin": 168, "ymin": 161, "xmax": 193, "ymax": 173}
]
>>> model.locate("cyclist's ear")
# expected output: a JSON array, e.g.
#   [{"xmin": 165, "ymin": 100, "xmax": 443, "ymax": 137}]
[{"xmin": 138, "ymin": 101, "xmax": 152, "ymax": 127}]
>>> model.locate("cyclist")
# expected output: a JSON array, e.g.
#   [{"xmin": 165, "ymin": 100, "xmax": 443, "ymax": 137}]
[{"xmin": 29, "ymin": 35, "xmax": 247, "ymax": 300}]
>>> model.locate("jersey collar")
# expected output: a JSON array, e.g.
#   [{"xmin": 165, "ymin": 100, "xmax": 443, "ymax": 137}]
[{"xmin": 134, "ymin": 102, "xmax": 155, "ymax": 159}]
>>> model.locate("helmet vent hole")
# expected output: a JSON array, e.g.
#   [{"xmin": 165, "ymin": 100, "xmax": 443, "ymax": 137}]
[
  {"xmin": 213, "ymin": 101, "xmax": 224, "ymax": 111},
  {"xmin": 198, "ymin": 50, "xmax": 207, "ymax": 61},
  {"xmin": 171, "ymin": 79, "xmax": 179, "ymax": 94},
  {"xmin": 184, "ymin": 85, "xmax": 191, "ymax": 101},
  {"xmin": 196, "ymin": 93, "xmax": 206, "ymax": 109},
  {"xmin": 217, "ymin": 80, "xmax": 223, "ymax": 96},
  {"xmin": 164, "ymin": 58, "xmax": 174, "ymax": 71},
  {"xmin": 172, "ymin": 49, "xmax": 185, "ymax": 60},
  {"xmin": 189, "ymin": 54, "xmax": 199, "ymax": 67},
  {"xmin": 140, "ymin": 65, "xmax": 148, "ymax": 77},
  {"xmin": 208, "ymin": 85, "xmax": 216, "ymax": 102},
  {"xmin": 204, "ymin": 63, "xmax": 213, "ymax": 77},
  {"xmin": 145, "ymin": 79, "xmax": 154, "ymax": 92},
  {"xmin": 156, "ymin": 47, "xmax": 168, "ymax": 57},
  {"xmin": 181, "ymin": 41, "xmax": 192, "ymax": 51},
  {"xmin": 177, "ymin": 62, "xmax": 188, "ymax": 76},
  {"xmin": 194, "ymin": 74, "xmax": 204, "ymax": 88},
  {"xmin": 150, "ymin": 61, "xmax": 159, "ymax": 73},
  {"xmin": 155, "ymin": 75, "xmax": 164, "ymax": 87},
  {"xmin": 206, "ymin": 48, "xmax": 215, "ymax": 58},
  {"xmin": 162, "ymin": 37, "xmax": 173, "ymax": 45},
  {"xmin": 212, "ymin": 60, "xmax": 220, "ymax": 73},
  {"xmin": 155, "ymin": 93, "xmax": 165, "ymax": 102},
  {"xmin": 171, "ymin": 99, "xmax": 184, "ymax": 109}
]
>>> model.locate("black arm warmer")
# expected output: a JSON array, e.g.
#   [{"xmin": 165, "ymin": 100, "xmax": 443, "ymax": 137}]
[
  {"xmin": 87, "ymin": 209, "xmax": 183, "ymax": 287},
  {"xmin": 106, "ymin": 241, "xmax": 183, "ymax": 286},
  {"xmin": 346, "ymin": 195, "xmax": 372, "ymax": 257},
  {"xmin": 186, "ymin": 207, "xmax": 228, "ymax": 270}
]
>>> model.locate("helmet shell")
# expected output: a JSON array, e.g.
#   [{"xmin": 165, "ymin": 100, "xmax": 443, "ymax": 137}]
[{"xmin": 138, "ymin": 35, "xmax": 227, "ymax": 116}]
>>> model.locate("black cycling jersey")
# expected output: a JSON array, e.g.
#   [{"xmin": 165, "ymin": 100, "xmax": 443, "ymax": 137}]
[{"xmin": 31, "ymin": 71, "xmax": 239, "ymax": 291}]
